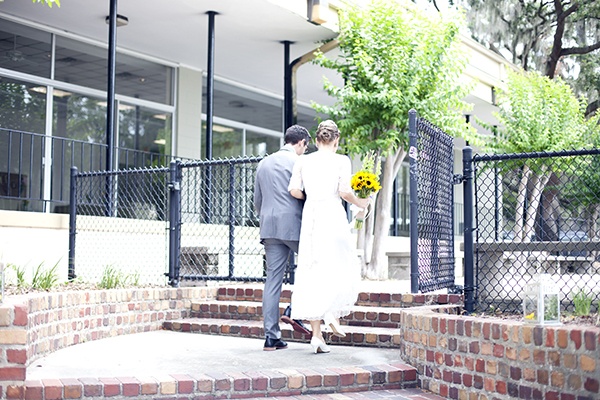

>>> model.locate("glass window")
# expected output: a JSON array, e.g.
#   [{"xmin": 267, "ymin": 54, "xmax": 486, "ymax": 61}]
[
  {"xmin": 0, "ymin": 77, "xmax": 47, "ymax": 211},
  {"xmin": 297, "ymin": 104, "xmax": 322, "ymax": 133},
  {"xmin": 53, "ymin": 91, "xmax": 106, "ymax": 143},
  {"xmin": 246, "ymin": 130, "xmax": 280, "ymax": 157},
  {"xmin": 0, "ymin": 77, "xmax": 47, "ymax": 132},
  {"xmin": 203, "ymin": 79, "xmax": 283, "ymax": 132},
  {"xmin": 118, "ymin": 103, "xmax": 172, "ymax": 168},
  {"xmin": 0, "ymin": 18, "xmax": 52, "ymax": 78},
  {"xmin": 201, "ymin": 123, "xmax": 243, "ymax": 159},
  {"xmin": 55, "ymin": 36, "xmax": 173, "ymax": 105}
]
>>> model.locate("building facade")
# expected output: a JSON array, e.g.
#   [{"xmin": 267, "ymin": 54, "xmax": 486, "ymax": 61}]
[{"xmin": 0, "ymin": 0, "xmax": 510, "ymax": 280}]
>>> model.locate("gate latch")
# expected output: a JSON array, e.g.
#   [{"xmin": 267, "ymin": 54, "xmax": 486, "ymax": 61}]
[{"xmin": 453, "ymin": 174, "xmax": 464, "ymax": 184}]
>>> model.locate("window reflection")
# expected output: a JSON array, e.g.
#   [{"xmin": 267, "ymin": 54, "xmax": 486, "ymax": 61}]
[
  {"xmin": 55, "ymin": 36, "xmax": 173, "ymax": 105},
  {"xmin": 53, "ymin": 92, "xmax": 106, "ymax": 143},
  {"xmin": 0, "ymin": 20, "xmax": 51, "ymax": 78},
  {"xmin": 118, "ymin": 103, "xmax": 172, "ymax": 168},
  {"xmin": 201, "ymin": 122, "xmax": 282, "ymax": 159},
  {"xmin": 0, "ymin": 78, "xmax": 47, "ymax": 132},
  {"xmin": 206, "ymin": 125, "xmax": 243, "ymax": 159},
  {"xmin": 246, "ymin": 130, "xmax": 280, "ymax": 157}
]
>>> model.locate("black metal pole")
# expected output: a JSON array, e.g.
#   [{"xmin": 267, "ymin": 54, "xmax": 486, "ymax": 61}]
[
  {"xmin": 204, "ymin": 11, "xmax": 217, "ymax": 225},
  {"xmin": 105, "ymin": 0, "xmax": 118, "ymax": 217},
  {"xmin": 463, "ymin": 146, "xmax": 475, "ymax": 313},
  {"xmin": 408, "ymin": 109, "xmax": 419, "ymax": 293},
  {"xmin": 228, "ymin": 163, "xmax": 235, "ymax": 277},
  {"xmin": 106, "ymin": 0, "xmax": 117, "ymax": 170},
  {"xmin": 167, "ymin": 160, "xmax": 181, "ymax": 287},
  {"xmin": 493, "ymin": 126, "xmax": 499, "ymax": 241},
  {"xmin": 283, "ymin": 40, "xmax": 292, "ymax": 130},
  {"xmin": 68, "ymin": 166, "xmax": 78, "ymax": 281},
  {"xmin": 205, "ymin": 11, "xmax": 216, "ymax": 160}
]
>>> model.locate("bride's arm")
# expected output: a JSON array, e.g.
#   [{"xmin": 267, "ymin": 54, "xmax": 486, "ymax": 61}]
[{"xmin": 340, "ymin": 191, "xmax": 370, "ymax": 209}]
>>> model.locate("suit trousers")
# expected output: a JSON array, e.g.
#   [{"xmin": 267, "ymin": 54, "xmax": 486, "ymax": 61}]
[{"xmin": 262, "ymin": 238, "xmax": 299, "ymax": 339}]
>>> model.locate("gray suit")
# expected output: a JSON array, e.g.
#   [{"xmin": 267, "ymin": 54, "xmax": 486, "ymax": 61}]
[{"xmin": 254, "ymin": 144, "xmax": 304, "ymax": 340}]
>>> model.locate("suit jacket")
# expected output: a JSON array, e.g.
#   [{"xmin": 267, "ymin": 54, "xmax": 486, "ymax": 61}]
[{"xmin": 254, "ymin": 145, "xmax": 304, "ymax": 241}]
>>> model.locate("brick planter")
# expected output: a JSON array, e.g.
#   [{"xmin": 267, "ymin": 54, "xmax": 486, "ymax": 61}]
[
  {"xmin": 399, "ymin": 305, "xmax": 600, "ymax": 399},
  {"xmin": 0, "ymin": 287, "xmax": 214, "ymax": 396}
]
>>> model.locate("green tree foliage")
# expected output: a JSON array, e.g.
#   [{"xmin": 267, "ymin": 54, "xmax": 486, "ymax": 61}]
[
  {"xmin": 33, "ymin": 0, "xmax": 60, "ymax": 7},
  {"xmin": 457, "ymin": 0, "xmax": 600, "ymax": 119},
  {"xmin": 313, "ymin": 0, "xmax": 473, "ymax": 278},
  {"xmin": 484, "ymin": 70, "xmax": 598, "ymax": 242},
  {"xmin": 488, "ymin": 70, "xmax": 591, "ymax": 154}
]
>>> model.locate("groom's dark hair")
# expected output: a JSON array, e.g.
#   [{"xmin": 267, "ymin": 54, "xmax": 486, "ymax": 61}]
[{"xmin": 284, "ymin": 125, "xmax": 311, "ymax": 145}]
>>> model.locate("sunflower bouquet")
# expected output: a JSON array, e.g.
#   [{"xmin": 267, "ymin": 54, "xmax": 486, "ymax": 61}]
[{"xmin": 350, "ymin": 152, "xmax": 382, "ymax": 229}]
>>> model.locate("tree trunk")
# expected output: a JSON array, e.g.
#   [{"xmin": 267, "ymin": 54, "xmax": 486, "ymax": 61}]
[
  {"xmin": 523, "ymin": 167, "xmax": 551, "ymax": 243},
  {"xmin": 362, "ymin": 148, "xmax": 406, "ymax": 280},
  {"xmin": 513, "ymin": 165, "xmax": 531, "ymax": 242}
]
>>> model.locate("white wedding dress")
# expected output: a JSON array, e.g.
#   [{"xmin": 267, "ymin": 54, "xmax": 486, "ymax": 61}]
[{"xmin": 288, "ymin": 150, "xmax": 361, "ymax": 321}]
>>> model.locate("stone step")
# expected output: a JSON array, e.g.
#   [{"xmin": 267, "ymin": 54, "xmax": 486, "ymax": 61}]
[
  {"xmin": 21, "ymin": 362, "xmax": 419, "ymax": 399},
  {"xmin": 215, "ymin": 286, "xmax": 462, "ymax": 308},
  {"xmin": 163, "ymin": 318, "xmax": 401, "ymax": 348},
  {"xmin": 190, "ymin": 301, "xmax": 404, "ymax": 328}
]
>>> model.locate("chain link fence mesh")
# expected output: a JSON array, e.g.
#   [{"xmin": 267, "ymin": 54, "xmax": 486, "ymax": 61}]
[
  {"xmin": 413, "ymin": 116, "xmax": 456, "ymax": 292},
  {"xmin": 72, "ymin": 157, "xmax": 266, "ymax": 286},
  {"xmin": 73, "ymin": 168, "xmax": 170, "ymax": 285},
  {"xmin": 178, "ymin": 158, "xmax": 264, "ymax": 282},
  {"xmin": 473, "ymin": 149, "xmax": 600, "ymax": 314}
]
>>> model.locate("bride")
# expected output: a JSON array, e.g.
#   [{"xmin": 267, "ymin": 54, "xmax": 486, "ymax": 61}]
[{"xmin": 288, "ymin": 120, "xmax": 371, "ymax": 354}]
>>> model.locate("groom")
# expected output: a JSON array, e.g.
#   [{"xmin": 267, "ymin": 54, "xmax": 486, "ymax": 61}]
[{"xmin": 254, "ymin": 124, "xmax": 312, "ymax": 351}]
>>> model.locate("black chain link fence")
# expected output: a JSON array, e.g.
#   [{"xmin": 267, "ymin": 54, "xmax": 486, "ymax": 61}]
[
  {"xmin": 176, "ymin": 158, "xmax": 266, "ymax": 282},
  {"xmin": 473, "ymin": 149, "xmax": 600, "ymax": 314},
  {"xmin": 70, "ymin": 157, "xmax": 270, "ymax": 286},
  {"xmin": 409, "ymin": 111, "xmax": 456, "ymax": 293},
  {"xmin": 70, "ymin": 167, "xmax": 170, "ymax": 285}
]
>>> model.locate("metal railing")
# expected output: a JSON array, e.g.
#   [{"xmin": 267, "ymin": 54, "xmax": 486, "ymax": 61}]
[{"xmin": 0, "ymin": 128, "xmax": 179, "ymax": 213}]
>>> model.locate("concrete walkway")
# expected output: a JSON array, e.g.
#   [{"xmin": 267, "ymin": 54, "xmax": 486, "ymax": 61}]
[
  {"xmin": 27, "ymin": 331, "xmax": 401, "ymax": 379},
  {"xmin": 27, "ymin": 330, "xmax": 444, "ymax": 399}
]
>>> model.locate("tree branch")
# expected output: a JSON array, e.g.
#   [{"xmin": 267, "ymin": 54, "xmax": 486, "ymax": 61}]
[{"xmin": 561, "ymin": 40, "xmax": 600, "ymax": 56}]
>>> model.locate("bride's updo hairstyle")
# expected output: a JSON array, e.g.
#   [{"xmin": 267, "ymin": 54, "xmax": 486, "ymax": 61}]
[{"xmin": 316, "ymin": 120, "xmax": 340, "ymax": 144}]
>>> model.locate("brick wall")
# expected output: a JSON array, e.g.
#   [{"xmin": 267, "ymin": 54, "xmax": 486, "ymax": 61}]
[
  {"xmin": 0, "ymin": 287, "xmax": 214, "ymax": 391},
  {"xmin": 399, "ymin": 305, "xmax": 600, "ymax": 399}
]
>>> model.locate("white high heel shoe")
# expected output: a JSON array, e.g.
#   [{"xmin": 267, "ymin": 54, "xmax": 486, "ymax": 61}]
[
  {"xmin": 324, "ymin": 314, "xmax": 346, "ymax": 338},
  {"xmin": 310, "ymin": 337, "xmax": 330, "ymax": 354}
]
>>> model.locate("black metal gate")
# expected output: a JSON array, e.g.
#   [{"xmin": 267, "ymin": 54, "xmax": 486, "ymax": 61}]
[{"xmin": 408, "ymin": 110, "xmax": 456, "ymax": 293}]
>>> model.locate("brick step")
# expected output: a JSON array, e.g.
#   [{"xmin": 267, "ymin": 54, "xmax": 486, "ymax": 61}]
[
  {"xmin": 190, "ymin": 300, "xmax": 404, "ymax": 328},
  {"xmin": 163, "ymin": 318, "xmax": 400, "ymax": 348},
  {"xmin": 215, "ymin": 285, "xmax": 462, "ymax": 308},
  {"xmin": 22, "ymin": 363, "xmax": 419, "ymax": 399}
]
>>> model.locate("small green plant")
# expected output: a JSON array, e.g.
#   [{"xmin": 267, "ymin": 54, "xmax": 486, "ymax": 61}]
[
  {"xmin": 31, "ymin": 261, "xmax": 59, "ymax": 290},
  {"xmin": 99, "ymin": 266, "xmax": 126, "ymax": 289},
  {"xmin": 8, "ymin": 263, "xmax": 27, "ymax": 288},
  {"xmin": 128, "ymin": 271, "xmax": 140, "ymax": 287},
  {"xmin": 544, "ymin": 295, "xmax": 559, "ymax": 321},
  {"xmin": 573, "ymin": 288, "xmax": 593, "ymax": 317}
]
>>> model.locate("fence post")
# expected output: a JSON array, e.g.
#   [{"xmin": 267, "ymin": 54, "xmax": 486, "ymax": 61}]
[
  {"xmin": 462, "ymin": 146, "xmax": 475, "ymax": 313},
  {"xmin": 168, "ymin": 160, "xmax": 182, "ymax": 287},
  {"xmin": 228, "ymin": 162, "xmax": 235, "ymax": 278},
  {"xmin": 68, "ymin": 166, "xmax": 78, "ymax": 281},
  {"xmin": 408, "ymin": 109, "xmax": 419, "ymax": 293}
]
